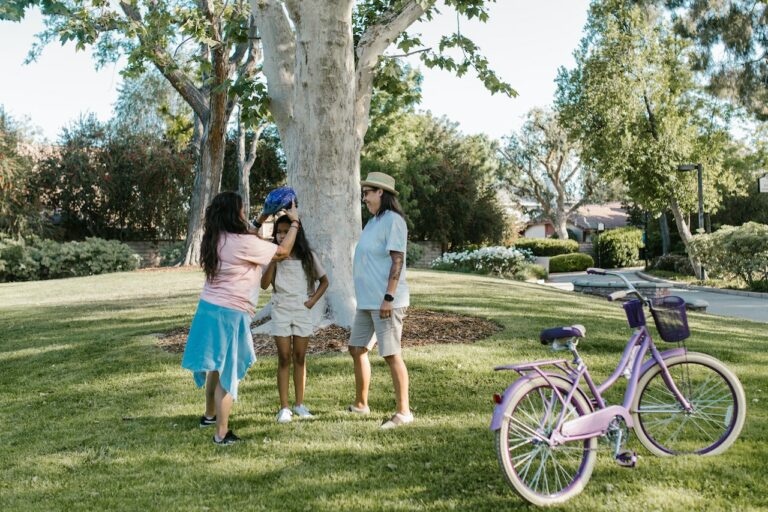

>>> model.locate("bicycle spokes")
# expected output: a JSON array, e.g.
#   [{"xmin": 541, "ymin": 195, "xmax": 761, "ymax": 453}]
[
  {"xmin": 503, "ymin": 385, "xmax": 592, "ymax": 497},
  {"xmin": 636, "ymin": 359, "xmax": 739, "ymax": 454}
]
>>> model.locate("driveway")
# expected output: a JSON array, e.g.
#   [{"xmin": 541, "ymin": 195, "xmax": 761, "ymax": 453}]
[{"xmin": 545, "ymin": 269, "xmax": 768, "ymax": 324}]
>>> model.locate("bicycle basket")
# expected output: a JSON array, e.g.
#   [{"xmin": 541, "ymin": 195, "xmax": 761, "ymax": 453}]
[
  {"xmin": 649, "ymin": 296, "xmax": 690, "ymax": 342},
  {"xmin": 623, "ymin": 299, "xmax": 646, "ymax": 328}
]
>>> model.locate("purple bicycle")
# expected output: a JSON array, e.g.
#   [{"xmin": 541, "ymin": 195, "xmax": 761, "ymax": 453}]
[{"xmin": 490, "ymin": 268, "xmax": 746, "ymax": 506}]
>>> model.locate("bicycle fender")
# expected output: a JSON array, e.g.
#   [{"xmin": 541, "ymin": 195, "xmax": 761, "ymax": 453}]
[
  {"xmin": 490, "ymin": 373, "xmax": 592, "ymax": 431},
  {"xmin": 639, "ymin": 348, "xmax": 687, "ymax": 377}
]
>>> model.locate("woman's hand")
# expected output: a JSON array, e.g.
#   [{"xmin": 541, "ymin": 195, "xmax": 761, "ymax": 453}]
[
  {"xmin": 304, "ymin": 299, "xmax": 314, "ymax": 310},
  {"xmin": 284, "ymin": 201, "xmax": 299, "ymax": 223},
  {"xmin": 379, "ymin": 300, "xmax": 393, "ymax": 319}
]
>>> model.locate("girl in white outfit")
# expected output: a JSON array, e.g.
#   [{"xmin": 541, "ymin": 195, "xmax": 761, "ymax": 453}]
[{"xmin": 261, "ymin": 215, "xmax": 329, "ymax": 423}]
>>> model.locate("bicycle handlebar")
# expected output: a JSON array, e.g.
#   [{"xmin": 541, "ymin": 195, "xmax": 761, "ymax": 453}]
[
  {"xmin": 587, "ymin": 268, "xmax": 648, "ymax": 303},
  {"xmin": 607, "ymin": 290, "xmax": 628, "ymax": 302}
]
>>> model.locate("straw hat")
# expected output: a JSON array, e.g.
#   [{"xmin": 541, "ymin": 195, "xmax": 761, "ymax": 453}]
[{"xmin": 361, "ymin": 172, "xmax": 398, "ymax": 196}]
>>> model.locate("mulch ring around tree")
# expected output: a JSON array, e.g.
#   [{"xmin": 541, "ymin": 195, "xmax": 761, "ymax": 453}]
[{"xmin": 156, "ymin": 308, "xmax": 503, "ymax": 356}]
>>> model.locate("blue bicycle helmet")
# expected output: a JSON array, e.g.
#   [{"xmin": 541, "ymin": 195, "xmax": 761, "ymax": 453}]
[{"xmin": 262, "ymin": 186, "xmax": 297, "ymax": 215}]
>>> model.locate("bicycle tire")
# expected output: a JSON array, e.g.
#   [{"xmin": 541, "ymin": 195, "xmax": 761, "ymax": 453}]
[
  {"xmin": 631, "ymin": 352, "xmax": 746, "ymax": 456},
  {"xmin": 495, "ymin": 376, "xmax": 597, "ymax": 506}
]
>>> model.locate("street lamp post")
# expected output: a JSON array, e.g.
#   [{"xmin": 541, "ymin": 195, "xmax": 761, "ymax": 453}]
[
  {"xmin": 677, "ymin": 163, "xmax": 704, "ymax": 234},
  {"xmin": 678, "ymin": 163, "xmax": 706, "ymax": 280}
]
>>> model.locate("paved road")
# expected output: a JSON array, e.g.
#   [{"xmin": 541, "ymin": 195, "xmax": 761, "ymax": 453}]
[{"xmin": 546, "ymin": 270, "xmax": 768, "ymax": 324}]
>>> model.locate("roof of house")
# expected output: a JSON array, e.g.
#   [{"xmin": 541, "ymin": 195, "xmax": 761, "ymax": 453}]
[{"xmin": 525, "ymin": 202, "xmax": 628, "ymax": 230}]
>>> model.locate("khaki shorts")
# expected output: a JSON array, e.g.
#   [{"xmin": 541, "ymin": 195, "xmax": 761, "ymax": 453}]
[
  {"xmin": 348, "ymin": 308, "xmax": 407, "ymax": 357},
  {"xmin": 271, "ymin": 298, "xmax": 313, "ymax": 338}
]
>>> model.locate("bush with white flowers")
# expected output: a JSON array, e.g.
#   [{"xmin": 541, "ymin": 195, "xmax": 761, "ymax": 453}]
[{"xmin": 431, "ymin": 246, "xmax": 535, "ymax": 276}]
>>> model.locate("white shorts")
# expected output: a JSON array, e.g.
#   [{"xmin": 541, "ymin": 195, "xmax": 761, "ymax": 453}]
[
  {"xmin": 348, "ymin": 308, "xmax": 407, "ymax": 357},
  {"xmin": 270, "ymin": 297, "xmax": 313, "ymax": 338}
]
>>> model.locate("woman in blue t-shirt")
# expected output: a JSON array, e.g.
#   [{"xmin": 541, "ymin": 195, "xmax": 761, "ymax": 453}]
[{"xmin": 347, "ymin": 172, "xmax": 413, "ymax": 429}]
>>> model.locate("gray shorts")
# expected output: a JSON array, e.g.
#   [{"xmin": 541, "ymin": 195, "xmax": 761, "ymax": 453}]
[{"xmin": 348, "ymin": 308, "xmax": 407, "ymax": 357}]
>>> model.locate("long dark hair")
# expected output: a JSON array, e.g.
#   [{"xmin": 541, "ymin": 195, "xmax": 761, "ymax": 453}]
[
  {"xmin": 201, "ymin": 191, "xmax": 250, "ymax": 282},
  {"xmin": 272, "ymin": 215, "xmax": 317, "ymax": 285},
  {"xmin": 376, "ymin": 190, "xmax": 405, "ymax": 219}
]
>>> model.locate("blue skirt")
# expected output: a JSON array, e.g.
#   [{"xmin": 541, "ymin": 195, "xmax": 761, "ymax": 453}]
[{"xmin": 181, "ymin": 300, "xmax": 255, "ymax": 400}]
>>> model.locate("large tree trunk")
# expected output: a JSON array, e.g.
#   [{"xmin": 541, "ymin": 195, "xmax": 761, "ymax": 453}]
[
  {"xmin": 182, "ymin": 48, "xmax": 231, "ymax": 266},
  {"xmin": 237, "ymin": 116, "xmax": 251, "ymax": 218},
  {"xmin": 253, "ymin": 0, "xmax": 427, "ymax": 327},
  {"xmin": 280, "ymin": 0, "xmax": 360, "ymax": 327},
  {"xmin": 553, "ymin": 214, "xmax": 569, "ymax": 240},
  {"xmin": 669, "ymin": 198, "xmax": 706, "ymax": 280},
  {"xmin": 237, "ymin": 119, "xmax": 263, "ymax": 219}
]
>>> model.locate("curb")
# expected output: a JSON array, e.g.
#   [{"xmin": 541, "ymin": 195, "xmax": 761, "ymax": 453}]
[
  {"xmin": 636, "ymin": 271, "xmax": 768, "ymax": 299},
  {"xmin": 547, "ymin": 266, "xmax": 645, "ymax": 279}
]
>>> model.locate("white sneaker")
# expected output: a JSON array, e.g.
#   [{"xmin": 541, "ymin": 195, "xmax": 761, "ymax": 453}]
[
  {"xmin": 276, "ymin": 407, "xmax": 293, "ymax": 423},
  {"xmin": 292, "ymin": 404, "xmax": 314, "ymax": 418}
]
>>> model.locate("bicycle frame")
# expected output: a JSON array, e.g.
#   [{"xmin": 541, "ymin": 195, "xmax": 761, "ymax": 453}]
[{"xmin": 490, "ymin": 324, "xmax": 693, "ymax": 446}]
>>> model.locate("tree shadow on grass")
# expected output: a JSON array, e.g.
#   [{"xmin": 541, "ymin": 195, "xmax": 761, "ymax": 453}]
[{"xmin": 2, "ymin": 414, "xmax": 765, "ymax": 512}]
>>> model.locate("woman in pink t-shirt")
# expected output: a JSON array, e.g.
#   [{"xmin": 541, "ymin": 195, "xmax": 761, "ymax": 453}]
[{"xmin": 182, "ymin": 191, "xmax": 300, "ymax": 446}]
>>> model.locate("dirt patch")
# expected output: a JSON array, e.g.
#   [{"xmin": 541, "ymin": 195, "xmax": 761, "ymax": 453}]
[{"xmin": 156, "ymin": 308, "xmax": 502, "ymax": 356}]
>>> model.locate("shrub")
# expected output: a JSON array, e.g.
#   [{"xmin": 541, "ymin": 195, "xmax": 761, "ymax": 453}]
[
  {"xmin": 0, "ymin": 238, "xmax": 40, "ymax": 281},
  {"xmin": 595, "ymin": 227, "xmax": 643, "ymax": 268},
  {"xmin": 0, "ymin": 237, "xmax": 140, "ymax": 282},
  {"xmin": 406, "ymin": 243, "xmax": 424, "ymax": 266},
  {"xmin": 33, "ymin": 117, "xmax": 195, "ymax": 241},
  {"xmin": 160, "ymin": 241, "xmax": 186, "ymax": 267},
  {"xmin": 431, "ymin": 246, "xmax": 534, "ymax": 277},
  {"xmin": 512, "ymin": 238, "xmax": 579, "ymax": 256},
  {"xmin": 688, "ymin": 222, "xmax": 768, "ymax": 291},
  {"xmin": 652, "ymin": 254, "xmax": 695, "ymax": 276},
  {"xmin": 549, "ymin": 253, "xmax": 595, "ymax": 273},
  {"xmin": 515, "ymin": 262, "xmax": 548, "ymax": 281}
]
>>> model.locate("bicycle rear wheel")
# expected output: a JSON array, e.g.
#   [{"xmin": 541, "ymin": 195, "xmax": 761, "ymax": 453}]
[
  {"xmin": 632, "ymin": 352, "xmax": 746, "ymax": 456},
  {"xmin": 495, "ymin": 376, "xmax": 596, "ymax": 506}
]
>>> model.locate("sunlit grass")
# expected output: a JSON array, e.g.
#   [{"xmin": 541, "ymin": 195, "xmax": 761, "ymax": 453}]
[{"xmin": 0, "ymin": 268, "xmax": 765, "ymax": 511}]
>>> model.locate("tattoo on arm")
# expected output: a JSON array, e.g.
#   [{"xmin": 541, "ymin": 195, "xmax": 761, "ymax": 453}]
[{"xmin": 389, "ymin": 252, "xmax": 404, "ymax": 282}]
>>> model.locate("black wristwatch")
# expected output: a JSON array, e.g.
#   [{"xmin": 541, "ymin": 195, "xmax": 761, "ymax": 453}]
[
  {"xmin": 384, "ymin": 293, "xmax": 395, "ymax": 302},
  {"xmin": 252, "ymin": 219, "xmax": 263, "ymax": 229}
]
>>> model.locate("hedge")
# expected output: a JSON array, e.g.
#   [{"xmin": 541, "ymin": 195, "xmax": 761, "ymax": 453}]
[
  {"xmin": 549, "ymin": 253, "xmax": 595, "ymax": 273},
  {"xmin": 688, "ymin": 222, "xmax": 768, "ymax": 291},
  {"xmin": 595, "ymin": 227, "xmax": 643, "ymax": 268},
  {"xmin": 0, "ymin": 236, "xmax": 141, "ymax": 282},
  {"xmin": 513, "ymin": 238, "xmax": 579, "ymax": 256},
  {"xmin": 652, "ymin": 254, "xmax": 695, "ymax": 276}
]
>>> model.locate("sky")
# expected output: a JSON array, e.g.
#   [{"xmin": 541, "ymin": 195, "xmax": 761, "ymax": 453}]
[{"xmin": 0, "ymin": 1, "xmax": 590, "ymax": 142}]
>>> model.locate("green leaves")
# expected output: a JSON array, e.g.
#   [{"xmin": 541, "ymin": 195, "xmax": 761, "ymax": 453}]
[
  {"xmin": 556, "ymin": 1, "xmax": 741, "ymax": 216},
  {"xmin": 688, "ymin": 222, "xmax": 768, "ymax": 288}
]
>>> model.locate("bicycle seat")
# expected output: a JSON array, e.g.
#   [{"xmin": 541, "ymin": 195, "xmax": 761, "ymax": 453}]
[{"xmin": 539, "ymin": 324, "xmax": 586, "ymax": 344}]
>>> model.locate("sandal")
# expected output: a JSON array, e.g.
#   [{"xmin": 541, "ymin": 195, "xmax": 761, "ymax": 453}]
[
  {"xmin": 380, "ymin": 412, "xmax": 414, "ymax": 429},
  {"xmin": 346, "ymin": 404, "xmax": 370, "ymax": 415}
]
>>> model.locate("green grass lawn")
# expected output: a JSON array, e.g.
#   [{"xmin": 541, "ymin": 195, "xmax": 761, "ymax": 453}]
[{"xmin": 1, "ymin": 269, "xmax": 766, "ymax": 511}]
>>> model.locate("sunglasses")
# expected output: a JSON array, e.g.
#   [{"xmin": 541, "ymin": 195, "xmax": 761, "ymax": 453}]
[{"xmin": 361, "ymin": 188, "xmax": 379, "ymax": 199}]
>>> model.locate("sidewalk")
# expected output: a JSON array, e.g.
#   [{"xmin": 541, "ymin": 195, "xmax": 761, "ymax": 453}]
[{"xmin": 545, "ymin": 269, "xmax": 768, "ymax": 324}]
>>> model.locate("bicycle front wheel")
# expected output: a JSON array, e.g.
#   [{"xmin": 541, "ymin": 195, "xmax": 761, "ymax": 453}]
[
  {"xmin": 632, "ymin": 352, "xmax": 746, "ymax": 456},
  {"xmin": 495, "ymin": 376, "xmax": 596, "ymax": 506}
]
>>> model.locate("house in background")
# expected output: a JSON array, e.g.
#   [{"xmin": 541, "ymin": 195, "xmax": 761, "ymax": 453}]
[{"xmin": 522, "ymin": 202, "xmax": 629, "ymax": 242}]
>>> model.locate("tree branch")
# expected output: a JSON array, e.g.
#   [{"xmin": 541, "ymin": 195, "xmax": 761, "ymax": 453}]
[
  {"xmin": 643, "ymin": 91, "xmax": 659, "ymax": 141},
  {"xmin": 119, "ymin": 1, "xmax": 209, "ymax": 119},
  {"xmin": 353, "ymin": 0, "xmax": 433, "ymax": 150},
  {"xmin": 250, "ymin": 0, "xmax": 295, "ymax": 131},
  {"xmin": 226, "ymin": 15, "xmax": 262, "ymax": 120}
]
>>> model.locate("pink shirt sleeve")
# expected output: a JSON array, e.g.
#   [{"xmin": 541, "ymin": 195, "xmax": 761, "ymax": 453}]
[{"xmin": 235, "ymin": 235, "xmax": 278, "ymax": 268}]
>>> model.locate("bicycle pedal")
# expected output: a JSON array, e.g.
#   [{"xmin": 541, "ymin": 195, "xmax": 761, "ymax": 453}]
[{"xmin": 615, "ymin": 450, "xmax": 637, "ymax": 468}]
